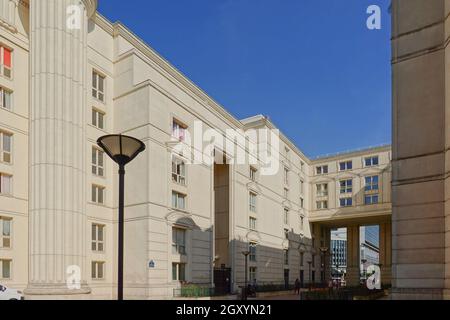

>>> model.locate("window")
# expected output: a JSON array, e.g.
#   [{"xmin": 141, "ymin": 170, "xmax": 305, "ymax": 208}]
[
  {"xmin": 249, "ymin": 192, "xmax": 257, "ymax": 213},
  {"xmin": 300, "ymin": 162, "xmax": 305, "ymax": 173},
  {"xmin": 284, "ymin": 228, "xmax": 289, "ymax": 239},
  {"xmin": 316, "ymin": 183, "xmax": 328, "ymax": 197},
  {"xmin": 0, "ymin": 217, "xmax": 11, "ymax": 248},
  {"xmin": 312, "ymin": 255, "xmax": 316, "ymax": 268},
  {"xmin": 284, "ymin": 187, "xmax": 289, "ymax": 198},
  {"xmin": 172, "ymin": 191, "xmax": 186, "ymax": 210},
  {"xmin": 365, "ymin": 156, "xmax": 379, "ymax": 167},
  {"xmin": 92, "ymin": 71, "xmax": 105, "ymax": 102},
  {"xmin": 300, "ymin": 197, "xmax": 304, "ymax": 209},
  {"xmin": 283, "ymin": 208, "xmax": 289, "ymax": 225},
  {"xmin": 300, "ymin": 179, "xmax": 304, "ymax": 194},
  {"xmin": 0, "ymin": 131, "xmax": 12, "ymax": 163},
  {"xmin": 284, "ymin": 250, "xmax": 289, "ymax": 265},
  {"xmin": 91, "ymin": 261, "xmax": 104, "ymax": 279},
  {"xmin": 284, "ymin": 167, "xmax": 289, "ymax": 185},
  {"xmin": 0, "ymin": 87, "xmax": 12, "ymax": 110},
  {"xmin": 172, "ymin": 119, "xmax": 187, "ymax": 142},
  {"xmin": 172, "ymin": 263, "xmax": 186, "ymax": 281},
  {"xmin": 340, "ymin": 197, "xmax": 353, "ymax": 207},
  {"xmin": 91, "ymin": 224, "xmax": 104, "ymax": 252},
  {"xmin": 172, "ymin": 228, "xmax": 186, "ymax": 255},
  {"xmin": 316, "ymin": 165, "xmax": 328, "ymax": 175},
  {"xmin": 249, "ymin": 267, "xmax": 257, "ymax": 282},
  {"xmin": 365, "ymin": 176, "xmax": 379, "ymax": 191},
  {"xmin": 172, "ymin": 157, "xmax": 186, "ymax": 185},
  {"xmin": 0, "ymin": 46, "xmax": 12, "ymax": 78},
  {"xmin": 0, "ymin": 173, "xmax": 12, "ymax": 195},
  {"xmin": 340, "ymin": 179, "xmax": 353, "ymax": 194},
  {"xmin": 300, "ymin": 216, "xmax": 304, "ymax": 231},
  {"xmin": 250, "ymin": 167, "xmax": 257, "ymax": 182},
  {"xmin": 300, "ymin": 252, "xmax": 304, "ymax": 266},
  {"xmin": 92, "ymin": 109, "xmax": 105, "ymax": 129},
  {"xmin": 316, "ymin": 201, "xmax": 328, "ymax": 210},
  {"xmin": 339, "ymin": 161, "xmax": 352, "ymax": 171},
  {"xmin": 365, "ymin": 194, "xmax": 379, "ymax": 205},
  {"xmin": 0, "ymin": 259, "xmax": 11, "ymax": 279},
  {"xmin": 249, "ymin": 217, "xmax": 257, "ymax": 230},
  {"xmin": 91, "ymin": 185, "xmax": 104, "ymax": 204},
  {"xmin": 249, "ymin": 242, "xmax": 257, "ymax": 262},
  {"xmin": 92, "ymin": 147, "xmax": 104, "ymax": 177}
]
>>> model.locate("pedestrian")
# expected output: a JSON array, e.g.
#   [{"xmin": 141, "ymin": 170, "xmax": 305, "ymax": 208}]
[{"xmin": 294, "ymin": 278, "xmax": 300, "ymax": 295}]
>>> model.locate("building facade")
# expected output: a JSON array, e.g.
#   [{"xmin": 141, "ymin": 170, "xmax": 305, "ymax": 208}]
[{"xmin": 0, "ymin": 0, "xmax": 392, "ymax": 299}]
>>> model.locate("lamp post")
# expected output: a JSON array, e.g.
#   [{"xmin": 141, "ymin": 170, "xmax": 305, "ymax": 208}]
[
  {"xmin": 242, "ymin": 251, "xmax": 250, "ymax": 300},
  {"xmin": 97, "ymin": 134, "xmax": 146, "ymax": 300},
  {"xmin": 319, "ymin": 247, "xmax": 329, "ymax": 287},
  {"xmin": 361, "ymin": 258, "xmax": 368, "ymax": 283}
]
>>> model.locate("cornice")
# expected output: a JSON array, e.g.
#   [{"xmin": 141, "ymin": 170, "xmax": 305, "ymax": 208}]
[{"xmin": 82, "ymin": 0, "xmax": 98, "ymax": 19}]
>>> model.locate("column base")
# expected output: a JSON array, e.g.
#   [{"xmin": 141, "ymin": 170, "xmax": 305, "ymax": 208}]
[{"xmin": 24, "ymin": 283, "xmax": 91, "ymax": 300}]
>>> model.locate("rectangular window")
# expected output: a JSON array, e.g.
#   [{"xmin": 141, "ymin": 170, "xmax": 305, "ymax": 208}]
[
  {"xmin": 92, "ymin": 71, "xmax": 105, "ymax": 102},
  {"xmin": 365, "ymin": 156, "xmax": 379, "ymax": 167},
  {"xmin": 172, "ymin": 228, "xmax": 186, "ymax": 255},
  {"xmin": 284, "ymin": 187, "xmax": 289, "ymax": 199},
  {"xmin": 316, "ymin": 165, "xmax": 328, "ymax": 175},
  {"xmin": 0, "ymin": 131, "xmax": 12, "ymax": 163},
  {"xmin": 172, "ymin": 119, "xmax": 187, "ymax": 142},
  {"xmin": 172, "ymin": 191, "xmax": 186, "ymax": 210},
  {"xmin": 172, "ymin": 263, "xmax": 186, "ymax": 281},
  {"xmin": 0, "ymin": 259, "xmax": 11, "ymax": 279},
  {"xmin": 284, "ymin": 167, "xmax": 289, "ymax": 185},
  {"xmin": 172, "ymin": 157, "xmax": 186, "ymax": 185},
  {"xmin": 1, "ymin": 46, "xmax": 12, "ymax": 79},
  {"xmin": 249, "ymin": 242, "xmax": 257, "ymax": 262},
  {"xmin": 91, "ymin": 261, "xmax": 105, "ymax": 279},
  {"xmin": 249, "ymin": 192, "xmax": 257, "ymax": 213},
  {"xmin": 365, "ymin": 176, "xmax": 379, "ymax": 191},
  {"xmin": 92, "ymin": 109, "xmax": 105, "ymax": 130},
  {"xmin": 249, "ymin": 267, "xmax": 257, "ymax": 282},
  {"xmin": 91, "ymin": 147, "xmax": 104, "ymax": 177},
  {"xmin": 340, "ymin": 179, "xmax": 353, "ymax": 194},
  {"xmin": 91, "ymin": 224, "xmax": 105, "ymax": 252},
  {"xmin": 339, "ymin": 197, "xmax": 353, "ymax": 207},
  {"xmin": 0, "ymin": 217, "xmax": 11, "ymax": 249},
  {"xmin": 284, "ymin": 250, "xmax": 289, "ymax": 265},
  {"xmin": 300, "ymin": 252, "xmax": 304, "ymax": 266},
  {"xmin": 365, "ymin": 194, "xmax": 379, "ymax": 205},
  {"xmin": 250, "ymin": 167, "xmax": 257, "ymax": 182},
  {"xmin": 300, "ymin": 197, "xmax": 304, "ymax": 209},
  {"xmin": 300, "ymin": 179, "xmax": 304, "ymax": 194},
  {"xmin": 339, "ymin": 161, "xmax": 352, "ymax": 171},
  {"xmin": 300, "ymin": 216, "xmax": 304, "ymax": 231},
  {"xmin": 316, "ymin": 183, "xmax": 328, "ymax": 197},
  {"xmin": 0, "ymin": 173, "xmax": 12, "ymax": 195},
  {"xmin": 283, "ymin": 208, "xmax": 289, "ymax": 225},
  {"xmin": 0, "ymin": 87, "xmax": 12, "ymax": 110},
  {"xmin": 284, "ymin": 228, "xmax": 289, "ymax": 239},
  {"xmin": 91, "ymin": 185, "xmax": 105, "ymax": 204},
  {"xmin": 316, "ymin": 200, "xmax": 328, "ymax": 210},
  {"xmin": 249, "ymin": 217, "xmax": 257, "ymax": 230}
]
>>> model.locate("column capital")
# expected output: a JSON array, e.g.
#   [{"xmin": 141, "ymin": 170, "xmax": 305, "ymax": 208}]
[{"xmin": 82, "ymin": 0, "xmax": 98, "ymax": 18}]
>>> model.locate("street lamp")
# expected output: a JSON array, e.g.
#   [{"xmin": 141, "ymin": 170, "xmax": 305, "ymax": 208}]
[
  {"xmin": 242, "ymin": 251, "xmax": 250, "ymax": 300},
  {"xmin": 97, "ymin": 134, "xmax": 146, "ymax": 300},
  {"xmin": 319, "ymin": 247, "xmax": 329, "ymax": 286}
]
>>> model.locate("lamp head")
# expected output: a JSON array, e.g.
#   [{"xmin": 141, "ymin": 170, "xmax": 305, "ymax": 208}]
[{"xmin": 97, "ymin": 134, "xmax": 146, "ymax": 166}]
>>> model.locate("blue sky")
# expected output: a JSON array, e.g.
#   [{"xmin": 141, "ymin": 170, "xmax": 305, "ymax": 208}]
[{"xmin": 98, "ymin": 0, "xmax": 391, "ymax": 158}]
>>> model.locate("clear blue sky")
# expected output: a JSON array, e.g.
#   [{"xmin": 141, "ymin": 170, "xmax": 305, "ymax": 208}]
[{"xmin": 98, "ymin": 0, "xmax": 391, "ymax": 158}]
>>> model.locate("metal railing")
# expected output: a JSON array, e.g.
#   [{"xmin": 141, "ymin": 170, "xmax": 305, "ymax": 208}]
[{"xmin": 173, "ymin": 286, "xmax": 215, "ymax": 298}]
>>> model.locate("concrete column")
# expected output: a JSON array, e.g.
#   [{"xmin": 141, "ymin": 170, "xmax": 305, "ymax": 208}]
[
  {"xmin": 26, "ymin": 0, "xmax": 97, "ymax": 296},
  {"xmin": 379, "ymin": 222, "xmax": 392, "ymax": 286},
  {"xmin": 391, "ymin": 0, "xmax": 447, "ymax": 300},
  {"xmin": 346, "ymin": 226, "xmax": 360, "ymax": 287}
]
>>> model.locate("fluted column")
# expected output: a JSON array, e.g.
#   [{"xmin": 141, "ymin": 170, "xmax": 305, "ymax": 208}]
[{"xmin": 26, "ymin": 0, "xmax": 97, "ymax": 296}]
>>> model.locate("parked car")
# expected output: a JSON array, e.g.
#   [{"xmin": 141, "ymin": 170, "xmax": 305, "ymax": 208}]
[{"xmin": 0, "ymin": 284, "xmax": 24, "ymax": 300}]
